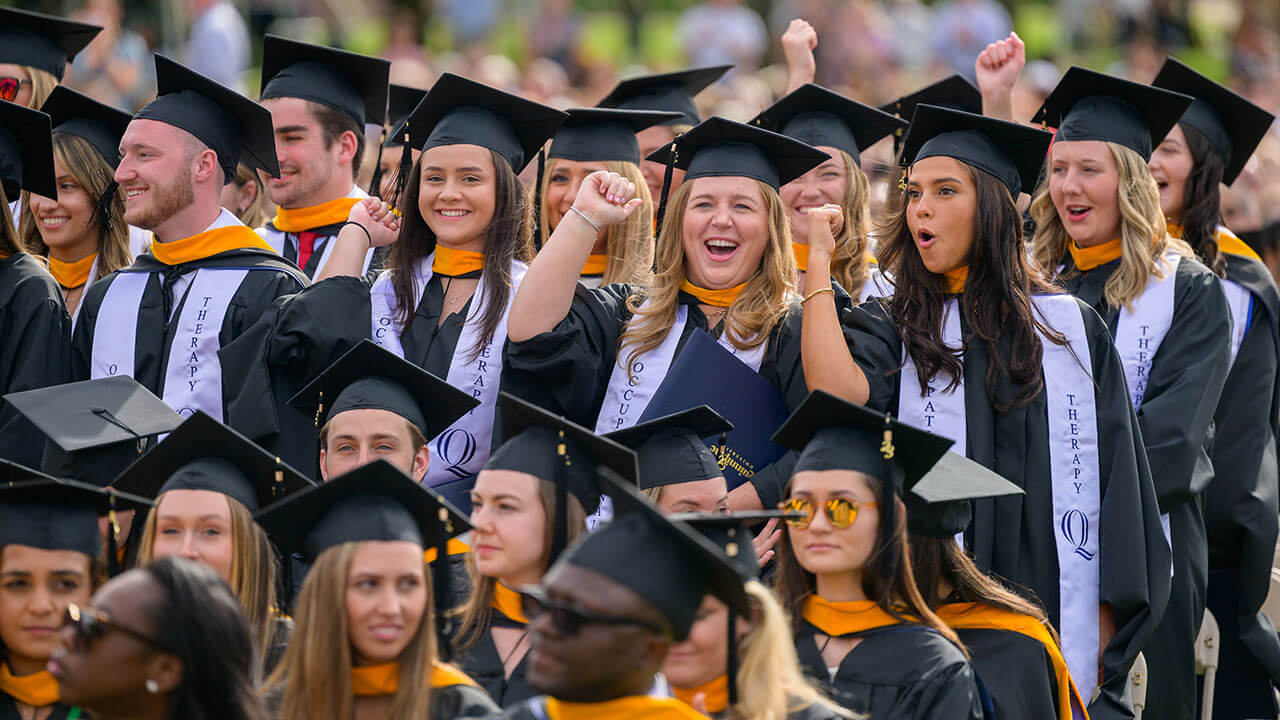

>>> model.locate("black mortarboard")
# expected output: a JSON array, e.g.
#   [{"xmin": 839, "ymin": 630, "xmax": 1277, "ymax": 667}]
[
  {"xmin": 134, "ymin": 54, "xmax": 280, "ymax": 182},
  {"xmin": 41, "ymin": 86, "xmax": 132, "ymax": 168},
  {"xmin": 644, "ymin": 116, "xmax": 830, "ymax": 190},
  {"xmin": 906, "ymin": 452, "xmax": 1023, "ymax": 538},
  {"xmin": 3, "ymin": 376, "xmax": 182, "ymax": 488},
  {"xmin": 388, "ymin": 73, "xmax": 566, "ymax": 173},
  {"xmin": 0, "ymin": 7, "xmax": 101, "ymax": 81},
  {"xmin": 485, "ymin": 392, "xmax": 638, "ymax": 517},
  {"xmin": 1031, "ymin": 66, "xmax": 1193, "ymax": 161},
  {"xmin": 752, "ymin": 84, "xmax": 907, "ymax": 167},
  {"xmin": 385, "ymin": 84, "xmax": 427, "ymax": 148},
  {"xmin": 605, "ymin": 406, "xmax": 731, "ymax": 490},
  {"xmin": 558, "ymin": 468, "xmax": 746, "ymax": 640},
  {"xmin": 549, "ymin": 108, "xmax": 684, "ymax": 164},
  {"xmin": 1152, "ymin": 57, "xmax": 1275, "ymax": 186},
  {"xmin": 112, "ymin": 411, "xmax": 314, "ymax": 512},
  {"xmin": 289, "ymin": 340, "xmax": 479, "ymax": 440},
  {"xmin": 0, "ymin": 469, "xmax": 152, "ymax": 558},
  {"xmin": 901, "ymin": 104, "xmax": 1054, "ymax": 197},
  {"xmin": 880, "ymin": 75, "xmax": 982, "ymax": 152},
  {"xmin": 597, "ymin": 66, "xmax": 733, "ymax": 127},
  {"xmin": 260, "ymin": 35, "xmax": 391, "ymax": 126},
  {"xmin": 0, "ymin": 100, "xmax": 56, "ymax": 200}
]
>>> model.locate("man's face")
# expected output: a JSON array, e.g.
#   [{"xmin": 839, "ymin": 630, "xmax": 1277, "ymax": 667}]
[
  {"xmin": 524, "ymin": 563, "xmax": 669, "ymax": 702},
  {"xmin": 261, "ymin": 97, "xmax": 346, "ymax": 209},
  {"xmin": 319, "ymin": 408, "xmax": 429, "ymax": 482},
  {"xmin": 114, "ymin": 119, "xmax": 197, "ymax": 230}
]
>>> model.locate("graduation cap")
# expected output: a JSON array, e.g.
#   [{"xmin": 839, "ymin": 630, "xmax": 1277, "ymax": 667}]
[
  {"xmin": 254, "ymin": 459, "xmax": 469, "ymax": 657},
  {"xmin": 260, "ymin": 35, "xmax": 391, "ymax": 127},
  {"xmin": 597, "ymin": 65, "xmax": 733, "ymax": 127},
  {"xmin": 604, "ymin": 406, "xmax": 732, "ymax": 490},
  {"xmin": 0, "ymin": 99, "xmax": 56, "ymax": 201},
  {"xmin": 752, "ymin": 83, "xmax": 907, "ymax": 167},
  {"xmin": 387, "ymin": 73, "xmax": 567, "ymax": 173},
  {"xmin": 1152, "ymin": 57, "xmax": 1275, "ymax": 186},
  {"xmin": 900, "ymin": 104, "xmax": 1054, "ymax": 197},
  {"xmin": 1030, "ymin": 66, "xmax": 1193, "ymax": 161},
  {"xmin": 289, "ymin": 339, "xmax": 480, "ymax": 441},
  {"xmin": 0, "ymin": 468, "xmax": 153, "ymax": 558},
  {"xmin": 41, "ymin": 86, "xmax": 132, "ymax": 169},
  {"xmin": 645, "ymin": 116, "xmax": 829, "ymax": 190},
  {"xmin": 134, "ymin": 54, "xmax": 280, "ymax": 183},
  {"xmin": 112, "ymin": 411, "xmax": 314, "ymax": 512},
  {"xmin": 486, "ymin": 392, "xmax": 638, "ymax": 558},
  {"xmin": 906, "ymin": 452, "xmax": 1023, "ymax": 538},
  {"xmin": 549, "ymin": 108, "xmax": 684, "ymax": 164},
  {"xmin": 385, "ymin": 85, "xmax": 428, "ymax": 148},
  {"xmin": 3, "ymin": 376, "xmax": 183, "ymax": 488},
  {"xmin": 557, "ymin": 467, "xmax": 747, "ymax": 641},
  {"xmin": 0, "ymin": 7, "xmax": 101, "ymax": 81},
  {"xmin": 880, "ymin": 75, "xmax": 982, "ymax": 152}
]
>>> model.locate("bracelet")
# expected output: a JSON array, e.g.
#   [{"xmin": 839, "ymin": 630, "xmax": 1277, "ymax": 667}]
[
  {"xmin": 568, "ymin": 206, "xmax": 601, "ymax": 234},
  {"xmin": 343, "ymin": 221, "xmax": 373, "ymax": 249},
  {"xmin": 801, "ymin": 287, "xmax": 835, "ymax": 305}
]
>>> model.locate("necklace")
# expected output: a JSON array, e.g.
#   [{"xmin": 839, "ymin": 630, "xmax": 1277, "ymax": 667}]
[{"xmin": 500, "ymin": 630, "xmax": 528, "ymax": 673}]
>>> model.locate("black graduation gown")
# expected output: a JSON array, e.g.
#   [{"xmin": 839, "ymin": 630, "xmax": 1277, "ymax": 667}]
[
  {"xmin": 1202, "ymin": 251, "xmax": 1280, "ymax": 719},
  {"xmin": 454, "ymin": 615, "xmax": 535, "ymax": 708},
  {"xmin": 70, "ymin": 248, "xmax": 308, "ymax": 417},
  {"xmin": 1059, "ymin": 253, "xmax": 1231, "ymax": 720},
  {"xmin": 260, "ymin": 219, "xmax": 347, "ymax": 279},
  {"xmin": 0, "ymin": 697, "xmax": 77, "ymax": 720},
  {"xmin": 224, "ymin": 270, "xmax": 482, "ymax": 503},
  {"xmin": 794, "ymin": 624, "xmax": 984, "ymax": 720},
  {"xmin": 954, "ymin": 626, "xmax": 1061, "ymax": 719},
  {"xmin": 841, "ymin": 295, "xmax": 1169, "ymax": 720},
  {"xmin": 0, "ymin": 253, "xmax": 72, "ymax": 468},
  {"xmin": 501, "ymin": 283, "xmax": 809, "ymax": 505},
  {"xmin": 431, "ymin": 682, "xmax": 505, "ymax": 719}
]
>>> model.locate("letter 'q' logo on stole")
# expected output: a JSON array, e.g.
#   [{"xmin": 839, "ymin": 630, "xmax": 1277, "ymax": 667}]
[
  {"xmin": 435, "ymin": 428, "xmax": 477, "ymax": 480},
  {"xmin": 1061, "ymin": 510, "xmax": 1094, "ymax": 561}
]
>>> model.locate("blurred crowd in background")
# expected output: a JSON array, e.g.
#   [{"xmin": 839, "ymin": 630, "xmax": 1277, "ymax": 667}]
[{"xmin": 8, "ymin": 0, "xmax": 1280, "ymax": 272}]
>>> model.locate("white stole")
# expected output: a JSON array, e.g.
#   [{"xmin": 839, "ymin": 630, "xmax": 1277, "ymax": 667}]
[
  {"xmin": 1113, "ymin": 252, "xmax": 1181, "ymax": 551},
  {"xmin": 896, "ymin": 295, "xmax": 1102, "ymax": 705},
  {"xmin": 369, "ymin": 253, "xmax": 527, "ymax": 487},
  {"xmin": 1221, "ymin": 279, "xmax": 1252, "ymax": 370},
  {"xmin": 857, "ymin": 266, "xmax": 895, "ymax": 303}
]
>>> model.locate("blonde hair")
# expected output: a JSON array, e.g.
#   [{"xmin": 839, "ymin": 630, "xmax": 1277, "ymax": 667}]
[
  {"xmin": 229, "ymin": 163, "xmax": 269, "ymax": 229},
  {"xmin": 828, "ymin": 150, "xmax": 874, "ymax": 294},
  {"xmin": 620, "ymin": 179, "xmax": 796, "ymax": 376},
  {"xmin": 26, "ymin": 67, "xmax": 57, "ymax": 110},
  {"xmin": 21, "ymin": 132, "xmax": 132, "ymax": 275},
  {"xmin": 266, "ymin": 542, "xmax": 437, "ymax": 720},
  {"xmin": 451, "ymin": 480, "xmax": 587, "ymax": 653},
  {"xmin": 1030, "ymin": 141, "xmax": 1192, "ymax": 309},
  {"xmin": 138, "ymin": 493, "xmax": 279, "ymax": 676},
  {"xmin": 733, "ymin": 581, "xmax": 856, "ymax": 720},
  {"xmin": 538, "ymin": 159, "xmax": 655, "ymax": 286}
]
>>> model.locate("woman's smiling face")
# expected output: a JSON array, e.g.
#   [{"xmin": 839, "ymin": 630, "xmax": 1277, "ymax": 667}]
[{"xmin": 681, "ymin": 176, "xmax": 770, "ymax": 290}]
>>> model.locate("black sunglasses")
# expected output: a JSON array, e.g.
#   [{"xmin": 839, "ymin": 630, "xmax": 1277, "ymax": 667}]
[
  {"xmin": 62, "ymin": 604, "xmax": 168, "ymax": 653},
  {"xmin": 519, "ymin": 586, "xmax": 669, "ymax": 638}
]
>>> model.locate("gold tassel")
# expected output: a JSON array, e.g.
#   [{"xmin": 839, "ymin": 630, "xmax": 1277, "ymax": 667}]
[{"xmin": 880, "ymin": 414, "xmax": 895, "ymax": 460}]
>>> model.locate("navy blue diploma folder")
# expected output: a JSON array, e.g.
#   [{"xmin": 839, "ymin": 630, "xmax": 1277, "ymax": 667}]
[{"xmin": 638, "ymin": 329, "xmax": 790, "ymax": 488}]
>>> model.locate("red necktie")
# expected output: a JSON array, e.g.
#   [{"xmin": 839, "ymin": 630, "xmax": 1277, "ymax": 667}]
[{"xmin": 296, "ymin": 231, "xmax": 319, "ymax": 269}]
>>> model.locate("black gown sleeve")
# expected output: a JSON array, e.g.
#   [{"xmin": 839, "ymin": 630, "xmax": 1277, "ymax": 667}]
[
  {"xmin": 0, "ymin": 277, "xmax": 71, "ymax": 467},
  {"xmin": 501, "ymin": 283, "xmax": 634, "ymax": 426},
  {"xmin": 430, "ymin": 683, "xmax": 504, "ymax": 719},
  {"xmin": 840, "ymin": 299, "xmax": 905, "ymax": 413}
]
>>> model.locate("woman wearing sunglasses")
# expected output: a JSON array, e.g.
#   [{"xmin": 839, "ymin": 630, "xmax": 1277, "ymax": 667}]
[
  {"xmin": 450, "ymin": 393, "xmax": 634, "ymax": 707},
  {"xmin": 50, "ymin": 555, "xmax": 269, "ymax": 720},
  {"xmin": 663, "ymin": 512, "xmax": 854, "ymax": 720},
  {"xmin": 21, "ymin": 87, "xmax": 137, "ymax": 324},
  {"xmin": 111, "ymin": 413, "xmax": 314, "ymax": 680},
  {"xmin": 0, "ymin": 475, "xmax": 151, "ymax": 720},
  {"xmin": 770, "ymin": 391, "xmax": 983, "ymax": 720},
  {"xmin": 1148, "ymin": 59, "xmax": 1280, "ymax": 719},
  {"xmin": 259, "ymin": 461, "xmax": 501, "ymax": 720}
]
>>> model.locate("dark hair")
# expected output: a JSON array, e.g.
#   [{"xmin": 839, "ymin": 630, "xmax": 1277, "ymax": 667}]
[
  {"xmin": 1176, "ymin": 121, "xmax": 1227, "ymax": 277},
  {"xmin": 878, "ymin": 163, "xmax": 1064, "ymax": 412},
  {"xmin": 0, "ymin": 185, "xmax": 21, "ymax": 257},
  {"xmin": 143, "ymin": 556, "xmax": 269, "ymax": 720},
  {"xmin": 389, "ymin": 148, "xmax": 532, "ymax": 360},
  {"xmin": 307, "ymin": 101, "xmax": 365, "ymax": 184}
]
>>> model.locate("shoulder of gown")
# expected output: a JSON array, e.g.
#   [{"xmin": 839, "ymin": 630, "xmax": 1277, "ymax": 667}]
[
  {"xmin": 840, "ymin": 296, "xmax": 902, "ymax": 413},
  {"xmin": 431, "ymin": 682, "xmax": 504, "ymax": 720}
]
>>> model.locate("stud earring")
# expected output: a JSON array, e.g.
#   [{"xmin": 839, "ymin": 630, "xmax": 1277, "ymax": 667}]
[{"xmin": 145, "ymin": 679, "xmax": 159, "ymax": 694}]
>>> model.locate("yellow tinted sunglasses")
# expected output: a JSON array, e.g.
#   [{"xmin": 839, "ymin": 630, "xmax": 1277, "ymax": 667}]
[{"xmin": 778, "ymin": 497, "xmax": 876, "ymax": 530}]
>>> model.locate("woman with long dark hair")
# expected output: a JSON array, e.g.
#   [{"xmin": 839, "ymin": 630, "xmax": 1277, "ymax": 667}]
[
  {"xmin": 49, "ymin": 556, "xmax": 270, "ymax": 720},
  {"xmin": 226, "ymin": 73, "xmax": 566, "ymax": 494},
  {"xmin": 1028, "ymin": 68, "xmax": 1232, "ymax": 720},
  {"xmin": 797, "ymin": 102, "xmax": 1168, "ymax": 718},
  {"xmin": 769, "ymin": 391, "xmax": 982, "ymax": 720},
  {"xmin": 1149, "ymin": 57, "xmax": 1280, "ymax": 720}
]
